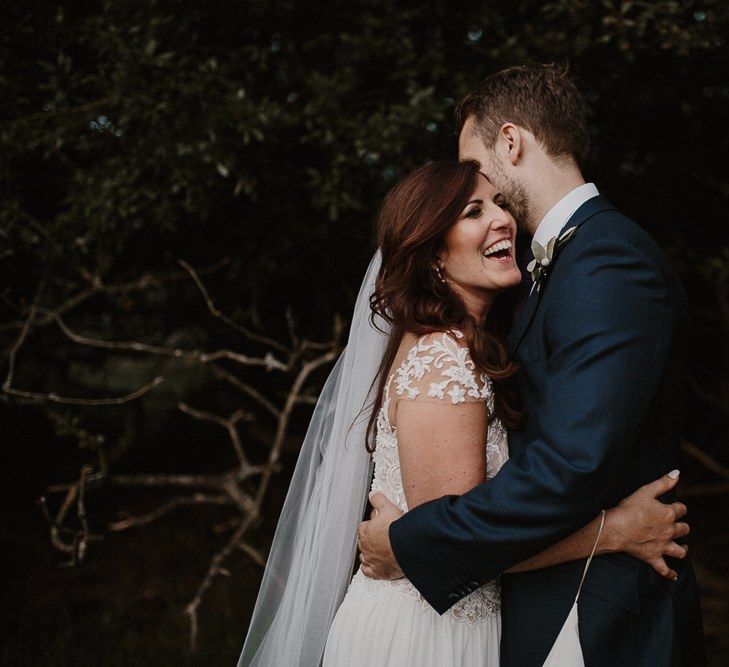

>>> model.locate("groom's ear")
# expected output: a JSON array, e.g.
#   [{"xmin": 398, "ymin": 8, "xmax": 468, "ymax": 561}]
[{"xmin": 499, "ymin": 123, "xmax": 523, "ymax": 166}]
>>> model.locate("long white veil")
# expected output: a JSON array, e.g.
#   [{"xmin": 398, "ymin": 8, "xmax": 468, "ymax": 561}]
[{"xmin": 238, "ymin": 251, "xmax": 389, "ymax": 666}]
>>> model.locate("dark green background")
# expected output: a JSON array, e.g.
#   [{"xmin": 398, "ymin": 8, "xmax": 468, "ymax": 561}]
[{"xmin": 2, "ymin": 1, "xmax": 728, "ymax": 664}]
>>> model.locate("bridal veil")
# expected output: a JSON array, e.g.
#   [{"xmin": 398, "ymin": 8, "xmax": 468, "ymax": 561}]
[{"xmin": 238, "ymin": 251, "xmax": 389, "ymax": 666}]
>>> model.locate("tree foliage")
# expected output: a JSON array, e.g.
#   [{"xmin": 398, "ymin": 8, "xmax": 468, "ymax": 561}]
[{"xmin": 4, "ymin": 1, "xmax": 726, "ymax": 317}]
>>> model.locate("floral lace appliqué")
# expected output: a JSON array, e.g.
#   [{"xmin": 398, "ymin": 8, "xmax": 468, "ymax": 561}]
[{"xmin": 393, "ymin": 330, "xmax": 490, "ymax": 405}]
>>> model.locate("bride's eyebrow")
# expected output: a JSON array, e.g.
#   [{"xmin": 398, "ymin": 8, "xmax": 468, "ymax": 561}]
[{"xmin": 466, "ymin": 198, "xmax": 483, "ymax": 206}]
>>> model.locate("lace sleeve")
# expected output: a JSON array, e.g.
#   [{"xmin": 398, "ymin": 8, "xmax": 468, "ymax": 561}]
[{"xmin": 392, "ymin": 330, "xmax": 493, "ymax": 406}]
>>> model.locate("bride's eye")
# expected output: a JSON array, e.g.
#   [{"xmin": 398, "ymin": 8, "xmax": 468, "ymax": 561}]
[{"xmin": 465, "ymin": 207, "xmax": 482, "ymax": 218}]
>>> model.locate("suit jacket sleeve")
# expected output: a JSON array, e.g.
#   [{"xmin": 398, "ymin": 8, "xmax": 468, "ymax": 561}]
[{"xmin": 388, "ymin": 232, "xmax": 677, "ymax": 614}]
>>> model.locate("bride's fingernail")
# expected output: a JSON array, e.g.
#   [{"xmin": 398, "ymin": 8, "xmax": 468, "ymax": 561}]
[{"xmin": 668, "ymin": 469, "xmax": 680, "ymax": 479}]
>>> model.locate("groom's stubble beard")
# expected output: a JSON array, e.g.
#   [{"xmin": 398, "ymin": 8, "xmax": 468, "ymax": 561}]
[{"xmin": 486, "ymin": 154, "xmax": 533, "ymax": 234}]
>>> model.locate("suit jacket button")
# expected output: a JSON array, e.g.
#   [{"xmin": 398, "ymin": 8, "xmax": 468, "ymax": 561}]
[
  {"xmin": 448, "ymin": 592, "xmax": 460, "ymax": 600},
  {"xmin": 469, "ymin": 580, "xmax": 479, "ymax": 587}
]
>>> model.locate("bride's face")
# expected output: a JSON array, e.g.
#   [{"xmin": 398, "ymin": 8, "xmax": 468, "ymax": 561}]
[{"xmin": 439, "ymin": 173, "xmax": 522, "ymax": 296}]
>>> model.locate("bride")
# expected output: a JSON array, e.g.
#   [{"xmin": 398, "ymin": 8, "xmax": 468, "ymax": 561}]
[{"xmin": 238, "ymin": 159, "xmax": 689, "ymax": 666}]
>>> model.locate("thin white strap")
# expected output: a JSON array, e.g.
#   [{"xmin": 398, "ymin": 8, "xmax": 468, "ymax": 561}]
[{"xmin": 574, "ymin": 509, "xmax": 606, "ymax": 604}]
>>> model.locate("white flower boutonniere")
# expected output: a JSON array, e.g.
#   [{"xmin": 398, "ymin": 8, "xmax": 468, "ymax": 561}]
[{"xmin": 527, "ymin": 226, "xmax": 578, "ymax": 292}]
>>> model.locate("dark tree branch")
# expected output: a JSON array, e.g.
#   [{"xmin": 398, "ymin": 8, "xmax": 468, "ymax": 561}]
[
  {"xmin": 7, "ymin": 256, "xmax": 344, "ymax": 650},
  {"xmin": 178, "ymin": 258, "xmax": 289, "ymax": 354},
  {"xmin": 53, "ymin": 313, "xmax": 287, "ymax": 371},
  {"xmin": 681, "ymin": 440, "xmax": 729, "ymax": 482},
  {"xmin": 108, "ymin": 494, "xmax": 234, "ymax": 532}
]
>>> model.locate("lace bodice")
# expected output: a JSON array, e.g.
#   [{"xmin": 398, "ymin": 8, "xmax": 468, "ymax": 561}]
[{"xmin": 359, "ymin": 330, "xmax": 509, "ymax": 626}]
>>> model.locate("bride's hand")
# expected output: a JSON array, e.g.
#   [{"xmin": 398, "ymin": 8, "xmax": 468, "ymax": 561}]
[{"xmin": 601, "ymin": 470, "xmax": 689, "ymax": 580}]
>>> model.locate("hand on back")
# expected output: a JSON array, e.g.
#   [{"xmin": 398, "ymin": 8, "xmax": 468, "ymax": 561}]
[{"xmin": 602, "ymin": 471, "xmax": 689, "ymax": 580}]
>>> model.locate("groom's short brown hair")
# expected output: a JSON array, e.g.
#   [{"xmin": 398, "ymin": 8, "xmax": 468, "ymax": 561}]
[{"xmin": 455, "ymin": 63, "xmax": 590, "ymax": 166}]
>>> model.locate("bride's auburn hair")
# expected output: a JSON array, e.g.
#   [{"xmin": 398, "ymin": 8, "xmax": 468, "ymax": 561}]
[{"xmin": 365, "ymin": 159, "xmax": 523, "ymax": 452}]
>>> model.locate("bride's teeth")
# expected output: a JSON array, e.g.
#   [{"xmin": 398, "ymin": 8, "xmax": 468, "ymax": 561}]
[{"xmin": 482, "ymin": 240, "xmax": 512, "ymax": 256}]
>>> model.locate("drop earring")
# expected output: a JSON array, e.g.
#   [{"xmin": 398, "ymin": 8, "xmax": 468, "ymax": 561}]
[{"xmin": 435, "ymin": 266, "xmax": 446, "ymax": 283}]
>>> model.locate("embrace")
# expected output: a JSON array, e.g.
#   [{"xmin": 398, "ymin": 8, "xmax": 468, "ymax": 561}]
[{"xmin": 239, "ymin": 65, "xmax": 706, "ymax": 666}]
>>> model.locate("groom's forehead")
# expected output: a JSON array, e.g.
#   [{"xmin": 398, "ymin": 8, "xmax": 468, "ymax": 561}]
[
  {"xmin": 457, "ymin": 116, "xmax": 476, "ymax": 146},
  {"xmin": 458, "ymin": 118, "xmax": 487, "ymax": 159}
]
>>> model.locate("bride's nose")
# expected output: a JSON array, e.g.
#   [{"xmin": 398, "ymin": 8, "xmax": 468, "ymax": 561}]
[{"xmin": 491, "ymin": 209, "xmax": 511, "ymax": 230}]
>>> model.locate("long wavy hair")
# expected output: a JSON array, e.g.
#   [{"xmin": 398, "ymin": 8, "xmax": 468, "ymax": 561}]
[{"xmin": 365, "ymin": 159, "xmax": 523, "ymax": 452}]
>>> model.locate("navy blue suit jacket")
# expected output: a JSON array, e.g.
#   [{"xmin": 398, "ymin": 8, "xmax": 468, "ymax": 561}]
[{"xmin": 389, "ymin": 197, "xmax": 706, "ymax": 665}]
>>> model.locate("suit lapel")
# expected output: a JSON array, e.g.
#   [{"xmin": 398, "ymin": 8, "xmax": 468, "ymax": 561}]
[
  {"xmin": 506, "ymin": 277, "xmax": 542, "ymax": 352},
  {"xmin": 507, "ymin": 196, "xmax": 617, "ymax": 356}
]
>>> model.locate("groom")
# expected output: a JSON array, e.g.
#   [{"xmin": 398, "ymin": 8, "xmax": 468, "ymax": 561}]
[{"xmin": 357, "ymin": 65, "xmax": 706, "ymax": 665}]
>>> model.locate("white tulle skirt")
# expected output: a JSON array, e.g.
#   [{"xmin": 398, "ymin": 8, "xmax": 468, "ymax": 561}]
[{"xmin": 322, "ymin": 568, "xmax": 501, "ymax": 666}]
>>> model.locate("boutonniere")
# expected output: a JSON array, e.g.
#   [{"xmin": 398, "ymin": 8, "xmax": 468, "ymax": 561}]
[{"xmin": 527, "ymin": 226, "xmax": 578, "ymax": 292}]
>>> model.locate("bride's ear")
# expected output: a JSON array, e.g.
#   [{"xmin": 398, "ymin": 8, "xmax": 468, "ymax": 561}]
[
  {"xmin": 433, "ymin": 253, "xmax": 447, "ymax": 283},
  {"xmin": 434, "ymin": 252, "xmax": 447, "ymax": 272}
]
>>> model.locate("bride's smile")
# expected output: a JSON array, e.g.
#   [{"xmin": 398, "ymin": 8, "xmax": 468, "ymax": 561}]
[{"xmin": 481, "ymin": 238, "xmax": 512, "ymax": 260}]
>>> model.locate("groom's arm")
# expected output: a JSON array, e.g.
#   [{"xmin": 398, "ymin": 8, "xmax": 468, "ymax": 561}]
[{"xmin": 389, "ymin": 233, "xmax": 681, "ymax": 614}]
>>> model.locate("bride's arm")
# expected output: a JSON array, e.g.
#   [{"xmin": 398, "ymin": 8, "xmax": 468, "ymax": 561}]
[
  {"xmin": 396, "ymin": 398, "xmax": 489, "ymax": 510},
  {"xmin": 505, "ymin": 472, "xmax": 689, "ymax": 579}
]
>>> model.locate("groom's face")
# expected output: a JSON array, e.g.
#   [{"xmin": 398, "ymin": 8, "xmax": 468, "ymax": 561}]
[{"xmin": 458, "ymin": 116, "xmax": 529, "ymax": 232}]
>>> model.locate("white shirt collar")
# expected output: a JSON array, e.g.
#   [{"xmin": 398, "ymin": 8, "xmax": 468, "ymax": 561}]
[{"xmin": 532, "ymin": 182, "xmax": 599, "ymax": 248}]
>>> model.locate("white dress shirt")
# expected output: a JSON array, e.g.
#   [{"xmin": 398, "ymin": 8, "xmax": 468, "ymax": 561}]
[
  {"xmin": 528, "ymin": 183, "xmax": 599, "ymax": 295},
  {"xmin": 532, "ymin": 182, "xmax": 600, "ymax": 248}
]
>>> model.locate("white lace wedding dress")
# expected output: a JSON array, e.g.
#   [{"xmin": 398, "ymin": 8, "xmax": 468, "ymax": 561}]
[{"xmin": 322, "ymin": 331, "xmax": 509, "ymax": 666}]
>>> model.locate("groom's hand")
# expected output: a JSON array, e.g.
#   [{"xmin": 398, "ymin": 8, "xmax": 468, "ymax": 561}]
[
  {"xmin": 357, "ymin": 491, "xmax": 405, "ymax": 580},
  {"xmin": 603, "ymin": 470, "xmax": 690, "ymax": 580}
]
